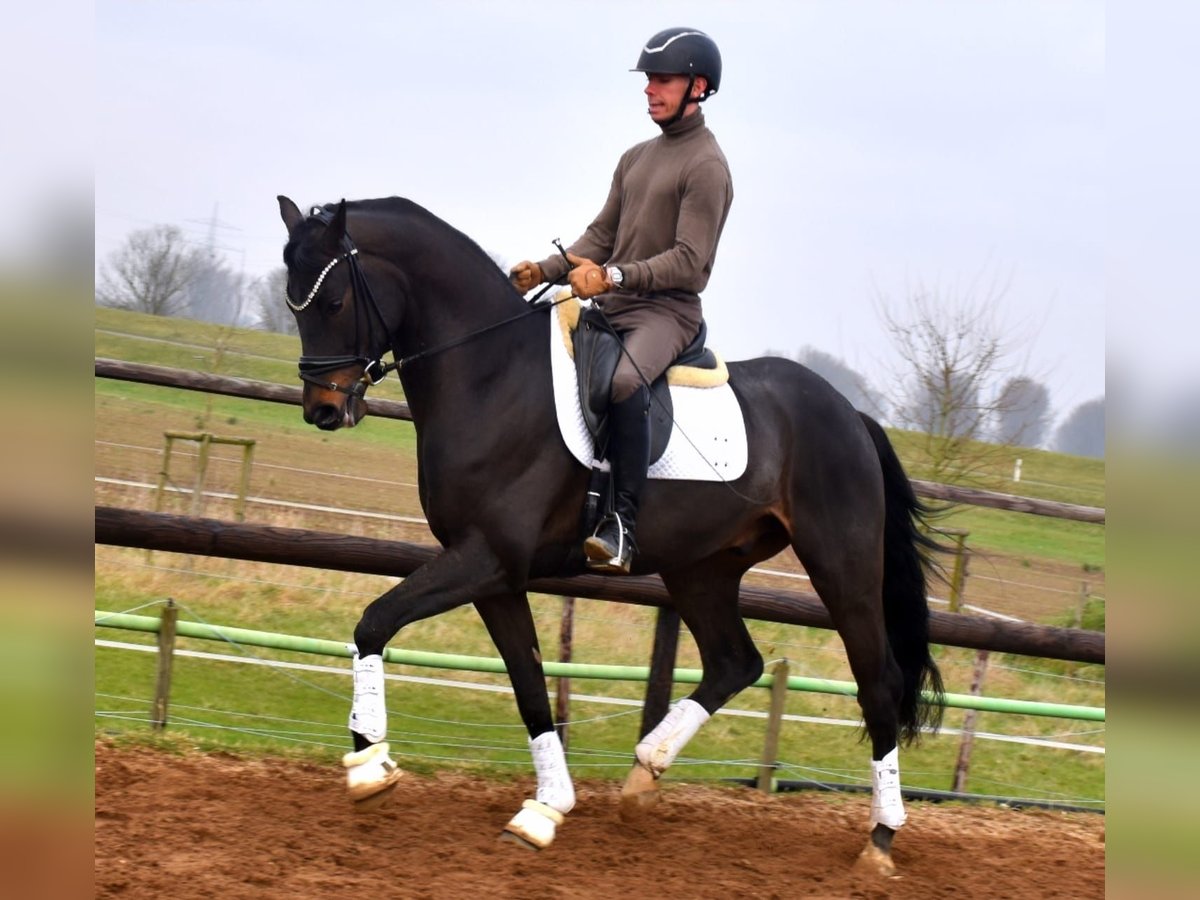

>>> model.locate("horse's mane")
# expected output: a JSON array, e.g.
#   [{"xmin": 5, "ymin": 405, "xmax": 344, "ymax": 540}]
[{"xmin": 284, "ymin": 197, "xmax": 518, "ymax": 298}]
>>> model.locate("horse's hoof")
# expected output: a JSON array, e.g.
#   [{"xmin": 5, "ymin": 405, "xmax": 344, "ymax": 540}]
[
  {"xmin": 343, "ymin": 742, "xmax": 405, "ymax": 813},
  {"xmin": 619, "ymin": 764, "xmax": 660, "ymax": 821},
  {"xmin": 501, "ymin": 799, "xmax": 563, "ymax": 850},
  {"xmin": 350, "ymin": 780, "xmax": 401, "ymax": 813},
  {"xmin": 854, "ymin": 842, "xmax": 898, "ymax": 878},
  {"xmin": 498, "ymin": 829, "xmax": 541, "ymax": 852}
]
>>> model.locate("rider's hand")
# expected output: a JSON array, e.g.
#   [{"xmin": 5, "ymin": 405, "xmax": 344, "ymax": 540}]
[
  {"xmin": 566, "ymin": 253, "xmax": 612, "ymax": 299},
  {"xmin": 509, "ymin": 260, "xmax": 544, "ymax": 293}
]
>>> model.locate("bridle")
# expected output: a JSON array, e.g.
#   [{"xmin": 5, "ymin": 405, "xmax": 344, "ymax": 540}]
[
  {"xmin": 287, "ymin": 208, "xmax": 396, "ymax": 398},
  {"xmin": 288, "ymin": 206, "xmax": 569, "ymax": 399}
]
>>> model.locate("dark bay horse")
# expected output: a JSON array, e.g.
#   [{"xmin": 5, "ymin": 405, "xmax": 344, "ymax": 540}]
[{"xmin": 277, "ymin": 195, "xmax": 943, "ymax": 874}]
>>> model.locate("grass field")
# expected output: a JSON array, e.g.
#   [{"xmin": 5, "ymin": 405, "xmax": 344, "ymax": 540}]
[{"xmin": 94, "ymin": 307, "xmax": 1105, "ymax": 809}]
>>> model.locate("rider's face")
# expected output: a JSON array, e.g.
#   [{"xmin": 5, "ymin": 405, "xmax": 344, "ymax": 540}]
[{"xmin": 644, "ymin": 73, "xmax": 706, "ymax": 123}]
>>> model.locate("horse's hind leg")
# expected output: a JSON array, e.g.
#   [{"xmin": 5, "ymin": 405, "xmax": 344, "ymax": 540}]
[
  {"xmin": 838, "ymin": 603, "xmax": 907, "ymax": 876},
  {"xmin": 804, "ymin": 551, "xmax": 906, "ymax": 877},
  {"xmin": 620, "ymin": 560, "xmax": 764, "ymax": 818},
  {"xmin": 474, "ymin": 592, "xmax": 576, "ymax": 851}
]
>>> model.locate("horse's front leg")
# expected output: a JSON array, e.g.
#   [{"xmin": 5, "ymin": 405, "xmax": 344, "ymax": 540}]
[
  {"xmin": 342, "ymin": 536, "xmax": 515, "ymax": 813},
  {"xmin": 475, "ymin": 592, "xmax": 575, "ymax": 851}
]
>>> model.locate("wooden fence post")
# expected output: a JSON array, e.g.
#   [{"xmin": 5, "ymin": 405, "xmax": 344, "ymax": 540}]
[
  {"xmin": 943, "ymin": 527, "xmax": 988, "ymax": 792},
  {"xmin": 1075, "ymin": 581, "xmax": 1089, "ymax": 628},
  {"xmin": 235, "ymin": 440, "xmax": 255, "ymax": 522},
  {"xmin": 757, "ymin": 658, "xmax": 790, "ymax": 793},
  {"xmin": 945, "ymin": 529, "xmax": 970, "ymax": 613},
  {"xmin": 190, "ymin": 433, "xmax": 213, "ymax": 517},
  {"xmin": 951, "ymin": 649, "xmax": 990, "ymax": 793},
  {"xmin": 639, "ymin": 607, "xmax": 681, "ymax": 739},
  {"xmin": 555, "ymin": 596, "xmax": 575, "ymax": 750},
  {"xmin": 151, "ymin": 599, "xmax": 179, "ymax": 731},
  {"xmin": 154, "ymin": 434, "xmax": 176, "ymax": 515}
]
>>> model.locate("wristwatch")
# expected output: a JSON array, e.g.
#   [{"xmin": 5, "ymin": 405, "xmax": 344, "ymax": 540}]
[{"xmin": 606, "ymin": 265, "xmax": 624, "ymax": 289}]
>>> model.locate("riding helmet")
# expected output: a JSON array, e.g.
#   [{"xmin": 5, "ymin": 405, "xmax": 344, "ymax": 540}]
[{"xmin": 632, "ymin": 27, "xmax": 722, "ymax": 99}]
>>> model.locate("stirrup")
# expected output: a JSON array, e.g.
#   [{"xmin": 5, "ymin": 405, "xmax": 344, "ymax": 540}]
[{"xmin": 583, "ymin": 514, "xmax": 634, "ymax": 573}]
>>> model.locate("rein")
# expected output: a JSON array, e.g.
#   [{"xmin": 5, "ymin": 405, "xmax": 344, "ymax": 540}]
[
  {"xmin": 291, "ymin": 209, "xmax": 569, "ymax": 397},
  {"xmin": 391, "ymin": 291, "xmax": 572, "ymax": 372}
]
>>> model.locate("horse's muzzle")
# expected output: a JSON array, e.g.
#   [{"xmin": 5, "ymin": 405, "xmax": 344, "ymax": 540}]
[
  {"xmin": 303, "ymin": 392, "xmax": 366, "ymax": 431},
  {"xmin": 307, "ymin": 403, "xmax": 347, "ymax": 431}
]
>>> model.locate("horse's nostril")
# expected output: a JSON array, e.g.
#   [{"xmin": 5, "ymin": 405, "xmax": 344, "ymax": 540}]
[{"xmin": 312, "ymin": 404, "xmax": 343, "ymax": 431}]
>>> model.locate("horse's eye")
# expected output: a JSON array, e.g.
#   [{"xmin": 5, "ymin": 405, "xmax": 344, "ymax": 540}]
[{"xmin": 327, "ymin": 295, "xmax": 345, "ymax": 314}]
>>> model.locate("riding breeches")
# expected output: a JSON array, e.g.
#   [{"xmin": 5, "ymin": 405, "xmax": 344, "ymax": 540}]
[{"xmin": 602, "ymin": 297, "xmax": 702, "ymax": 404}]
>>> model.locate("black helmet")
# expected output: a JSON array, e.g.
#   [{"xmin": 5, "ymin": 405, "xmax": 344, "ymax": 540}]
[{"xmin": 632, "ymin": 27, "xmax": 722, "ymax": 100}]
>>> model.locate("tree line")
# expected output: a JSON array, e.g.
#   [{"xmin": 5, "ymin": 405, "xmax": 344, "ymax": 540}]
[
  {"xmin": 789, "ymin": 345, "xmax": 1103, "ymax": 463},
  {"xmin": 96, "ymin": 223, "xmax": 293, "ymax": 336},
  {"xmin": 96, "ymin": 223, "xmax": 1105, "ymax": 462}
]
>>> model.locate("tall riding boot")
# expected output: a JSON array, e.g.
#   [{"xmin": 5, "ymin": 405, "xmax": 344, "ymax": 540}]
[{"xmin": 584, "ymin": 387, "xmax": 650, "ymax": 574}]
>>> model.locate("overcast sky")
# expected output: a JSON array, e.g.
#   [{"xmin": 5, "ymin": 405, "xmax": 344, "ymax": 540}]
[{"xmin": 89, "ymin": 0, "xmax": 1125, "ymax": 422}]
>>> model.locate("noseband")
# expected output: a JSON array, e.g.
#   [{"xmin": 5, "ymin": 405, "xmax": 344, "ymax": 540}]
[{"xmin": 288, "ymin": 207, "xmax": 397, "ymax": 398}]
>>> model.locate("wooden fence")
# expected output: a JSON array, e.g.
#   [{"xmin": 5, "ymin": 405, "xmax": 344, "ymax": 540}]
[
  {"xmin": 95, "ymin": 358, "xmax": 1106, "ymax": 524},
  {"xmin": 95, "ymin": 506, "xmax": 1104, "ymax": 664}
]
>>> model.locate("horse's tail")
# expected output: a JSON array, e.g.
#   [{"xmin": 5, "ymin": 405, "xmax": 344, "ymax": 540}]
[{"xmin": 859, "ymin": 412, "xmax": 946, "ymax": 745}]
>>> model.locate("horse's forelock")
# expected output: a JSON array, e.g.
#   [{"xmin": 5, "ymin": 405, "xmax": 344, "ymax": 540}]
[{"xmin": 283, "ymin": 214, "xmax": 338, "ymax": 273}]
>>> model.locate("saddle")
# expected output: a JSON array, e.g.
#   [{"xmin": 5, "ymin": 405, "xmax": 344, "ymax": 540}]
[
  {"xmin": 557, "ymin": 296, "xmax": 728, "ymax": 538},
  {"xmin": 561, "ymin": 299, "xmax": 727, "ymax": 463},
  {"xmin": 545, "ymin": 294, "xmax": 746, "ymax": 536}
]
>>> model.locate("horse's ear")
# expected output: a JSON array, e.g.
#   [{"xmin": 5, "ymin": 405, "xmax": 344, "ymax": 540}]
[
  {"xmin": 278, "ymin": 195, "xmax": 304, "ymax": 235},
  {"xmin": 328, "ymin": 199, "xmax": 347, "ymax": 244}
]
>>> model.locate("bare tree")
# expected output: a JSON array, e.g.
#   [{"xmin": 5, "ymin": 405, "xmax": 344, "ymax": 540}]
[
  {"xmin": 902, "ymin": 367, "xmax": 983, "ymax": 440},
  {"xmin": 96, "ymin": 224, "xmax": 201, "ymax": 316},
  {"xmin": 994, "ymin": 376, "xmax": 1052, "ymax": 448},
  {"xmin": 877, "ymin": 274, "xmax": 1040, "ymax": 482},
  {"xmin": 252, "ymin": 267, "xmax": 297, "ymax": 335}
]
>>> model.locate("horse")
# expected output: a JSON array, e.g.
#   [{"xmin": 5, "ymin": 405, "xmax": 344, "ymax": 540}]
[{"xmin": 276, "ymin": 195, "xmax": 944, "ymax": 875}]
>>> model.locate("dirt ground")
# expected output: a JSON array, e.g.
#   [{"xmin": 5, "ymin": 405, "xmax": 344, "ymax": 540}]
[{"xmin": 95, "ymin": 741, "xmax": 1104, "ymax": 899}]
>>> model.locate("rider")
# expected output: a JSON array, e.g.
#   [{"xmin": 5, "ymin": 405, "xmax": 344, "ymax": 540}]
[{"xmin": 510, "ymin": 27, "xmax": 734, "ymax": 574}]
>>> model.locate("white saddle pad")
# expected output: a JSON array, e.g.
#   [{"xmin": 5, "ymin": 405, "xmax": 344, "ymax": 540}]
[{"xmin": 548, "ymin": 298, "xmax": 748, "ymax": 481}]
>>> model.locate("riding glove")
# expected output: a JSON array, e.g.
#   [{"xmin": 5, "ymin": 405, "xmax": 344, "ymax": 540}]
[
  {"xmin": 509, "ymin": 260, "xmax": 544, "ymax": 293},
  {"xmin": 566, "ymin": 253, "xmax": 613, "ymax": 299}
]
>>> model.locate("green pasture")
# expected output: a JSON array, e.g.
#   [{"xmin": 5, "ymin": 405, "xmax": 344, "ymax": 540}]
[{"xmin": 94, "ymin": 307, "xmax": 1105, "ymax": 808}]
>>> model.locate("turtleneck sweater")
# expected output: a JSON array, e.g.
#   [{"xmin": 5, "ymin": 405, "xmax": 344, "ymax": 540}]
[{"xmin": 537, "ymin": 110, "xmax": 733, "ymax": 317}]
